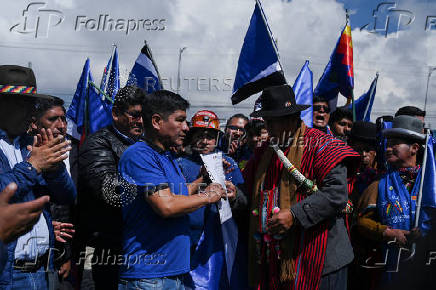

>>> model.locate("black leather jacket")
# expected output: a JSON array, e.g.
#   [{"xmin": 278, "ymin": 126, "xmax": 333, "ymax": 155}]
[{"xmin": 76, "ymin": 125, "xmax": 133, "ymax": 249}]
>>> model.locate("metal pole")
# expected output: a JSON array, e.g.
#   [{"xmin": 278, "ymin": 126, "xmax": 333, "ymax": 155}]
[
  {"xmin": 406, "ymin": 129, "xmax": 431, "ymax": 259},
  {"xmin": 424, "ymin": 66, "xmax": 436, "ymax": 113},
  {"xmin": 144, "ymin": 40, "xmax": 163, "ymax": 89},
  {"xmin": 414, "ymin": 129, "xmax": 430, "ymax": 228},
  {"xmin": 177, "ymin": 47, "xmax": 186, "ymax": 94},
  {"xmin": 255, "ymin": 0, "xmax": 285, "ymax": 79}
]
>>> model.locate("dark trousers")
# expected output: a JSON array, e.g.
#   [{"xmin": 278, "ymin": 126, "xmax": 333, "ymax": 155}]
[
  {"xmin": 319, "ymin": 266, "xmax": 348, "ymax": 290},
  {"xmin": 91, "ymin": 247, "xmax": 120, "ymax": 290}
]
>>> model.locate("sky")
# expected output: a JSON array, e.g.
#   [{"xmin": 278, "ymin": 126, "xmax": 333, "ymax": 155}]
[{"xmin": 1, "ymin": 0, "xmax": 436, "ymax": 125}]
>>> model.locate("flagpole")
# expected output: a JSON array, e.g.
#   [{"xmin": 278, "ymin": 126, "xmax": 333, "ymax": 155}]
[
  {"xmin": 404, "ymin": 129, "xmax": 431, "ymax": 258},
  {"xmin": 345, "ymin": 9, "xmax": 356, "ymax": 121},
  {"xmin": 424, "ymin": 66, "xmax": 436, "ymax": 115},
  {"xmin": 106, "ymin": 44, "xmax": 117, "ymax": 91},
  {"xmin": 255, "ymin": 0, "xmax": 286, "ymax": 81},
  {"xmin": 177, "ymin": 46, "xmax": 187, "ymax": 94},
  {"xmin": 144, "ymin": 40, "xmax": 164, "ymax": 89},
  {"xmin": 414, "ymin": 129, "xmax": 430, "ymax": 228},
  {"xmin": 85, "ymin": 72, "xmax": 90, "ymax": 138}
]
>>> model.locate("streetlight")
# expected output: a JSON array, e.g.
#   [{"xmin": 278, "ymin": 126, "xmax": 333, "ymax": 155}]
[
  {"xmin": 424, "ymin": 66, "xmax": 436, "ymax": 114},
  {"xmin": 177, "ymin": 47, "xmax": 187, "ymax": 94}
]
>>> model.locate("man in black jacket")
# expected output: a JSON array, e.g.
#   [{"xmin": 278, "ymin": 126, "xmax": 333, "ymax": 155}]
[{"xmin": 77, "ymin": 86, "xmax": 145, "ymax": 290}]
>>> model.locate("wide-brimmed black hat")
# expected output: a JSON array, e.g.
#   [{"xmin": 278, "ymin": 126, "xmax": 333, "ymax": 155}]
[
  {"xmin": 250, "ymin": 84, "xmax": 310, "ymax": 118},
  {"xmin": 350, "ymin": 121, "xmax": 376, "ymax": 144},
  {"xmin": 382, "ymin": 115, "xmax": 425, "ymax": 143},
  {"xmin": 0, "ymin": 65, "xmax": 53, "ymax": 100}
]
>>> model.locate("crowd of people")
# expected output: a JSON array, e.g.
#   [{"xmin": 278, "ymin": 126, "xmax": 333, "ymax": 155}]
[{"xmin": 0, "ymin": 65, "xmax": 435, "ymax": 290}]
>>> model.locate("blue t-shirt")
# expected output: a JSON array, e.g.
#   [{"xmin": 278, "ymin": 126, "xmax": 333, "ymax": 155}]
[
  {"xmin": 177, "ymin": 152, "xmax": 244, "ymax": 245},
  {"xmin": 118, "ymin": 140, "xmax": 190, "ymax": 279}
]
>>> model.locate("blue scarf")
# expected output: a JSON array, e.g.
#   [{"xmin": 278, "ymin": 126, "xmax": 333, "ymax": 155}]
[{"xmin": 377, "ymin": 167, "xmax": 421, "ymax": 231}]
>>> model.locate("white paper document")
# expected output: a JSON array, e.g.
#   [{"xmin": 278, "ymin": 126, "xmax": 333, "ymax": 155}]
[{"xmin": 200, "ymin": 152, "xmax": 232, "ymax": 223}]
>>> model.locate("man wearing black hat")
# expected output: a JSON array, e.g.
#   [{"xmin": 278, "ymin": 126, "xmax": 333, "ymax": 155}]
[
  {"xmin": 356, "ymin": 115, "xmax": 430, "ymax": 288},
  {"xmin": 347, "ymin": 121, "xmax": 379, "ymax": 290},
  {"xmin": 244, "ymin": 84, "xmax": 360, "ymax": 290},
  {"xmin": 0, "ymin": 65, "xmax": 76, "ymax": 289},
  {"xmin": 349, "ymin": 121, "xmax": 378, "ymax": 197}
]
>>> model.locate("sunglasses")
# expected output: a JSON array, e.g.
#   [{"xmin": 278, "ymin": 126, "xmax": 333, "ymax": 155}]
[
  {"xmin": 124, "ymin": 111, "xmax": 142, "ymax": 120},
  {"xmin": 227, "ymin": 125, "xmax": 246, "ymax": 133},
  {"xmin": 313, "ymin": 105, "xmax": 330, "ymax": 113}
]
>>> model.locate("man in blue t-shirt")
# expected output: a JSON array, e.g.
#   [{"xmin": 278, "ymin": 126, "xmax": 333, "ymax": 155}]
[
  {"xmin": 118, "ymin": 90, "xmax": 225, "ymax": 290},
  {"xmin": 176, "ymin": 110, "xmax": 248, "ymax": 289},
  {"xmin": 176, "ymin": 110, "xmax": 246, "ymax": 245}
]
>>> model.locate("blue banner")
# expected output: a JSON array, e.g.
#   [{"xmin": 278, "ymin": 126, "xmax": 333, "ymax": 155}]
[
  {"xmin": 128, "ymin": 44, "xmax": 162, "ymax": 93},
  {"xmin": 66, "ymin": 58, "xmax": 113, "ymax": 140},
  {"xmin": 349, "ymin": 74, "xmax": 378, "ymax": 121},
  {"xmin": 293, "ymin": 60, "xmax": 313, "ymax": 127},
  {"xmin": 231, "ymin": 1, "xmax": 286, "ymax": 105}
]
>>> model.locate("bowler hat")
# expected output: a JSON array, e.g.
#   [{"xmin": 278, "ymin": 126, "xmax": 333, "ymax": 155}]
[
  {"xmin": 350, "ymin": 121, "xmax": 376, "ymax": 144},
  {"xmin": 382, "ymin": 115, "xmax": 425, "ymax": 143},
  {"xmin": 250, "ymin": 84, "xmax": 310, "ymax": 118},
  {"xmin": 0, "ymin": 65, "xmax": 53, "ymax": 100}
]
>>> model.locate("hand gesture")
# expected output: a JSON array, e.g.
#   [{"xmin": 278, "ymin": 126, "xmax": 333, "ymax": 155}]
[
  {"xmin": 268, "ymin": 209, "xmax": 294, "ymax": 235},
  {"xmin": 0, "ymin": 183, "xmax": 49, "ymax": 243},
  {"xmin": 58, "ymin": 260, "xmax": 71, "ymax": 279},
  {"xmin": 222, "ymin": 159, "xmax": 235, "ymax": 174},
  {"xmin": 52, "ymin": 221, "xmax": 75, "ymax": 243},
  {"xmin": 383, "ymin": 228, "xmax": 410, "ymax": 246},
  {"xmin": 202, "ymin": 183, "xmax": 226, "ymax": 204},
  {"xmin": 27, "ymin": 128, "xmax": 71, "ymax": 173},
  {"xmin": 228, "ymin": 140, "xmax": 239, "ymax": 155},
  {"xmin": 224, "ymin": 180, "xmax": 237, "ymax": 201}
]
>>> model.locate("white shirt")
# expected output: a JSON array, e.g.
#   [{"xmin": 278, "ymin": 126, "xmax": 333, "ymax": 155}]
[{"xmin": 0, "ymin": 137, "xmax": 50, "ymax": 260}]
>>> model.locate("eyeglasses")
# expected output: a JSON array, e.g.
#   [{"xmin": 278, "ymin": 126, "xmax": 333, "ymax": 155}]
[
  {"xmin": 124, "ymin": 111, "xmax": 142, "ymax": 121},
  {"xmin": 227, "ymin": 125, "xmax": 246, "ymax": 133},
  {"xmin": 313, "ymin": 105, "xmax": 330, "ymax": 113}
]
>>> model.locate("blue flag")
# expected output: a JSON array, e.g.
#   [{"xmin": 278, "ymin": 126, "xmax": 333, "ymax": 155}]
[
  {"xmin": 348, "ymin": 74, "xmax": 378, "ymax": 121},
  {"xmin": 187, "ymin": 206, "xmax": 245, "ymax": 290},
  {"xmin": 293, "ymin": 60, "xmax": 313, "ymax": 127},
  {"xmin": 187, "ymin": 205, "xmax": 225, "ymax": 290},
  {"xmin": 88, "ymin": 77, "xmax": 113, "ymax": 135},
  {"xmin": 413, "ymin": 135, "xmax": 436, "ymax": 234},
  {"xmin": 67, "ymin": 58, "xmax": 90, "ymax": 140},
  {"xmin": 314, "ymin": 25, "xmax": 354, "ymax": 101},
  {"xmin": 99, "ymin": 54, "xmax": 111, "ymax": 92},
  {"xmin": 421, "ymin": 135, "xmax": 436, "ymax": 208},
  {"xmin": 376, "ymin": 118, "xmax": 393, "ymax": 172},
  {"xmin": 128, "ymin": 44, "xmax": 162, "ymax": 93},
  {"xmin": 231, "ymin": 1, "xmax": 286, "ymax": 105},
  {"xmin": 66, "ymin": 58, "xmax": 113, "ymax": 141},
  {"xmin": 106, "ymin": 47, "xmax": 120, "ymax": 100}
]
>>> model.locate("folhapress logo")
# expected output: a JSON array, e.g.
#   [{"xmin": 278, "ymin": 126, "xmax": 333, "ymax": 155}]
[
  {"xmin": 360, "ymin": 2, "xmax": 415, "ymax": 38},
  {"xmin": 10, "ymin": 2, "xmax": 64, "ymax": 38}
]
